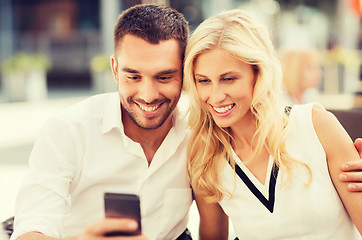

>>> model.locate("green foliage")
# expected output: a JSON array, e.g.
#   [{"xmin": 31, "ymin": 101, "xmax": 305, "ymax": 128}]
[
  {"xmin": 90, "ymin": 54, "xmax": 111, "ymax": 72},
  {"xmin": 1, "ymin": 52, "xmax": 51, "ymax": 73},
  {"xmin": 322, "ymin": 46, "xmax": 360, "ymax": 67}
]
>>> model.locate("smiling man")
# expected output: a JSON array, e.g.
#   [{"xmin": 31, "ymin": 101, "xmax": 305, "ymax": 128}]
[{"xmin": 11, "ymin": 4, "xmax": 192, "ymax": 240}]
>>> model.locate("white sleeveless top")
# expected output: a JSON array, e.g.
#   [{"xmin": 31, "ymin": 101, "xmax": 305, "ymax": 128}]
[{"xmin": 219, "ymin": 103, "xmax": 361, "ymax": 239}]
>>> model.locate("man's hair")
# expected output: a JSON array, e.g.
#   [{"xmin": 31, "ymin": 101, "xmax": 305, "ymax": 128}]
[{"xmin": 113, "ymin": 4, "xmax": 189, "ymax": 59}]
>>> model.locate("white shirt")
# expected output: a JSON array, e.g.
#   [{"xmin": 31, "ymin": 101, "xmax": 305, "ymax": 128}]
[
  {"xmin": 11, "ymin": 93, "xmax": 193, "ymax": 240},
  {"xmin": 219, "ymin": 103, "xmax": 361, "ymax": 239}
]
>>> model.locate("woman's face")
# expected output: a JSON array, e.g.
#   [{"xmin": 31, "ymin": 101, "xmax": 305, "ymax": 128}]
[
  {"xmin": 193, "ymin": 48, "xmax": 256, "ymax": 128},
  {"xmin": 301, "ymin": 57, "xmax": 322, "ymax": 91}
]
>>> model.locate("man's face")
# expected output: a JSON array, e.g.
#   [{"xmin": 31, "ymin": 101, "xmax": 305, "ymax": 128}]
[{"xmin": 111, "ymin": 34, "xmax": 183, "ymax": 130}]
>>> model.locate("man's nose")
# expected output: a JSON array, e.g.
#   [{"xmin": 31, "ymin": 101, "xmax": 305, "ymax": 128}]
[{"xmin": 139, "ymin": 79, "xmax": 159, "ymax": 103}]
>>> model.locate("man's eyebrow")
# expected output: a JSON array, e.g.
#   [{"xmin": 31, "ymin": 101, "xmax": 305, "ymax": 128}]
[
  {"xmin": 122, "ymin": 67, "xmax": 139, "ymax": 74},
  {"xmin": 155, "ymin": 69, "xmax": 179, "ymax": 76},
  {"xmin": 121, "ymin": 68, "xmax": 179, "ymax": 75}
]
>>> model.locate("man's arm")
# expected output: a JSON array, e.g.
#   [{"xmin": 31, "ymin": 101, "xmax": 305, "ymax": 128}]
[
  {"xmin": 340, "ymin": 138, "xmax": 362, "ymax": 192},
  {"xmin": 16, "ymin": 219, "xmax": 149, "ymax": 240}
]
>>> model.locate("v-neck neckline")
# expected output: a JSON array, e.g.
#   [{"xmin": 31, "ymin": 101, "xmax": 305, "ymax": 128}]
[
  {"xmin": 232, "ymin": 152, "xmax": 279, "ymax": 213},
  {"xmin": 233, "ymin": 151, "xmax": 273, "ymax": 186}
]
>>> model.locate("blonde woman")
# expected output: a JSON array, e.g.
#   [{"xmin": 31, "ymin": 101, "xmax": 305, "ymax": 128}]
[
  {"xmin": 279, "ymin": 48, "xmax": 323, "ymax": 105},
  {"xmin": 184, "ymin": 9, "xmax": 362, "ymax": 239}
]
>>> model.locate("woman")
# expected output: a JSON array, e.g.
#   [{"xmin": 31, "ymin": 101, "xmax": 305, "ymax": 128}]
[
  {"xmin": 184, "ymin": 9, "xmax": 362, "ymax": 239},
  {"xmin": 279, "ymin": 48, "xmax": 323, "ymax": 105}
]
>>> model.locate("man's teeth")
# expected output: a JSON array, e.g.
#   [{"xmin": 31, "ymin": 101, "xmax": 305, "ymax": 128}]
[
  {"xmin": 213, "ymin": 104, "xmax": 233, "ymax": 113},
  {"xmin": 140, "ymin": 105, "xmax": 159, "ymax": 112}
]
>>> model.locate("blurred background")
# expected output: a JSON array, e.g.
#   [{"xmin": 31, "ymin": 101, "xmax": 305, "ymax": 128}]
[{"xmin": 1, "ymin": 0, "xmax": 362, "ymax": 238}]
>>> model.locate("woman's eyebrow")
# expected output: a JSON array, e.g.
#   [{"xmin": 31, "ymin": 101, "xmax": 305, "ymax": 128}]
[
  {"xmin": 194, "ymin": 73, "xmax": 207, "ymax": 78},
  {"xmin": 220, "ymin": 71, "xmax": 238, "ymax": 78}
]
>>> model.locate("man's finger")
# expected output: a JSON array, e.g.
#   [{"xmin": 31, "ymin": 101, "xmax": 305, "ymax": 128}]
[
  {"xmin": 85, "ymin": 218, "xmax": 138, "ymax": 236},
  {"xmin": 347, "ymin": 183, "xmax": 362, "ymax": 192},
  {"xmin": 341, "ymin": 159, "xmax": 362, "ymax": 172},
  {"xmin": 353, "ymin": 138, "xmax": 362, "ymax": 158},
  {"xmin": 339, "ymin": 172, "xmax": 362, "ymax": 182}
]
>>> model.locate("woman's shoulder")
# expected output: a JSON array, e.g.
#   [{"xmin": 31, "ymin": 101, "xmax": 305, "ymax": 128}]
[{"xmin": 289, "ymin": 102, "xmax": 324, "ymax": 115}]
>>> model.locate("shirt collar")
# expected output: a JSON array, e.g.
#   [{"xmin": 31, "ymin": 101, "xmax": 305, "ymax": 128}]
[
  {"xmin": 101, "ymin": 92, "xmax": 123, "ymax": 134},
  {"xmin": 170, "ymin": 108, "xmax": 188, "ymax": 140}
]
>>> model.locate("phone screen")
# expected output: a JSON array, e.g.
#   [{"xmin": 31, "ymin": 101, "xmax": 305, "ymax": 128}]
[{"xmin": 104, "ymin": 192, "xmax": 142, "ymax": 236}]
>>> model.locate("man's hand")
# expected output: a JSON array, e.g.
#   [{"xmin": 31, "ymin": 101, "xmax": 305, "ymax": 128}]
[
  {"xmin": 17, "ymin": 219, "xmax": 149, "ymax": 240},
  {"xmin": 76, "ymin": 218, "xmax": 149, "ymax": 240},
  {"xmin": 339, "ymin": 138, "xmax": 362, "ymax": 192}
]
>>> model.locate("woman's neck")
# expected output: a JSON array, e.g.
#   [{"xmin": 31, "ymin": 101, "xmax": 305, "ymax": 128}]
[
  {"xmin": 229, "ymin": 112, "xmax": 270, "ymax": 184},
  {"xmin": 229, "ymin": 112, "xmax": 257, "ymax": 160}
]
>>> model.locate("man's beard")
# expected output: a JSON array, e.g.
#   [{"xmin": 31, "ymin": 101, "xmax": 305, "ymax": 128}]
[{"xmin": 122, "ymin": 95, "xmax": 179, "ymax": 130}]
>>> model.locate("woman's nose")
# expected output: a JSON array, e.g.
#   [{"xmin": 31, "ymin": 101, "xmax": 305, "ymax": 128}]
[{"xmin": 210, "ymin": 85, "xmax": 226, "ymax": 104}]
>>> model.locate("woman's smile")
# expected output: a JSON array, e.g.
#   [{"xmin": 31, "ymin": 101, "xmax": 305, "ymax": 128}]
[{"xmin": 211, "ymin": 103, "xmax": 235, "ymax": 116}]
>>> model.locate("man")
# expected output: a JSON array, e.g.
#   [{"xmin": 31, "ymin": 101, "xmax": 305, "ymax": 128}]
[
  {"xmin": 12, "ymin": 4, "xmax": 191, "ymax": 240},
  {"xmin": 10, "ymin": 3, "xmax": 362, "ymax": 240}
]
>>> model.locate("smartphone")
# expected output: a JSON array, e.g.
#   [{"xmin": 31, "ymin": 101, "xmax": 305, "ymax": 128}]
[{"xmin": 104, "ymin": 192, "xmax": 142, "ymax": 236}]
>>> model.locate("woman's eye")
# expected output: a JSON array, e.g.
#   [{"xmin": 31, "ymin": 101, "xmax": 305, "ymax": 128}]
[
  {"xmin": 196, "ymin": 79, "xmax": 209, "ymax": 83},
  {"xmin": 223, "ymin": 77, "xmax": 235, "ymax": 81}
]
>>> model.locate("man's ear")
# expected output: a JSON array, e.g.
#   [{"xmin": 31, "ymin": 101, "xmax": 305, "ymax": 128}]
[{"xmin": 110, "ymin": 54, "xmax": 119, "ymax": 84}]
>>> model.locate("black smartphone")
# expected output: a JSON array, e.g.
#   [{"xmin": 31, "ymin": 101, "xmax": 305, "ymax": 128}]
[{"xmin": 104, "ymin": 192, "xmax": 142, "ymax": 236}]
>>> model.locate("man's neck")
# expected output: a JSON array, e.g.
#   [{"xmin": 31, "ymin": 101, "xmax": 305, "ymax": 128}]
[{"xmin": 122, "ymin": 112, "xmax": 174, "ymax": 165}]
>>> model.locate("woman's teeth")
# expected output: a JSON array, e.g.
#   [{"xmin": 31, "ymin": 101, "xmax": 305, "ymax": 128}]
[{"xmin": 213, "ymin": 104, "xmax": 234, "ymax": 113}]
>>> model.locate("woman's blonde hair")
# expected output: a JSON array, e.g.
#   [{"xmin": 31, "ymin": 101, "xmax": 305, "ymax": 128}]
[{"xmin": 184, "ymin": 9, "xmax": 311, "ymax": 202}]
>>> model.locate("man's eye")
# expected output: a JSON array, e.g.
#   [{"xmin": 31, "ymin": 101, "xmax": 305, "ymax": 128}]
[
  {"xmin": 157, "ymin": 76, "xmax": 172, "ymax": 82},
  {"xmin": 127, "ymin": 75, "xmax": 141, "ymax": 80}
]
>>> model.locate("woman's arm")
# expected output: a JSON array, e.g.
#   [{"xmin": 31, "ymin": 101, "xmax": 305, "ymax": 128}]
[
  {"xmin": 16, "ymin": 232, "xmax": 57, "ymax": 240},
  {"xmin": 194, "ymin": 193, "xmax": 229, "ymax": 240},
  {"xmin": 312, "ymin": 106, "xmax": 362, "ymax": 234}
]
